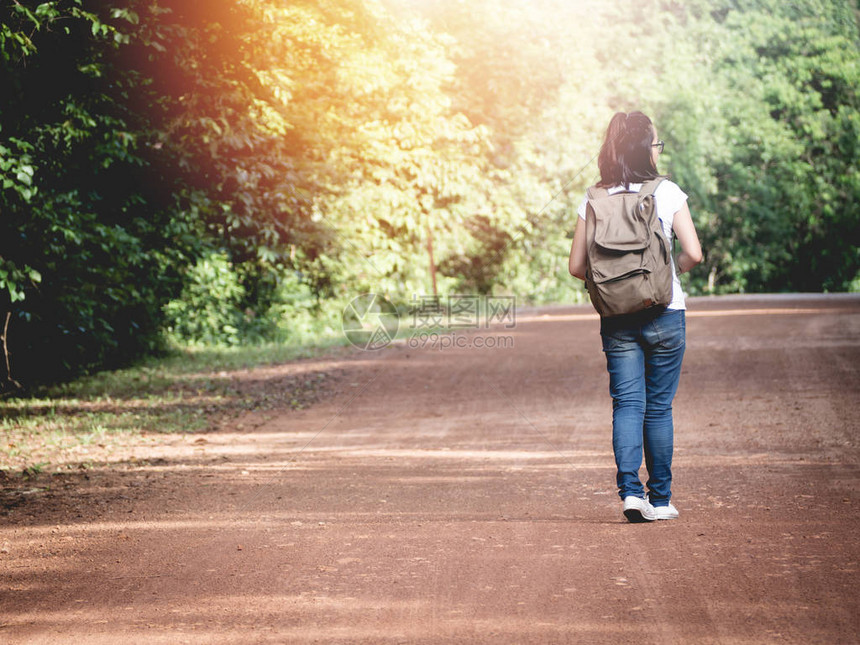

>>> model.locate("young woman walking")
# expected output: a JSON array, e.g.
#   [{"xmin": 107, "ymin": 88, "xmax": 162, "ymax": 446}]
[{"xmin": 569, "ymin": 111, "xmax": 702, "ymax": 522}]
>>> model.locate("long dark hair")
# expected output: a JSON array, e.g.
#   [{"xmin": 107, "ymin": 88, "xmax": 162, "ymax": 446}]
[{"xmin": 596, "ymin": 111, "xmax": 659, "ymax": 188}]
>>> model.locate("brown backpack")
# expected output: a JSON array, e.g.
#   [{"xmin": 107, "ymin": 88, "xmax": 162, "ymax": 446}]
[{"xmin": 584, "ymin": 177, "xmax": 673, "ymax": 318}]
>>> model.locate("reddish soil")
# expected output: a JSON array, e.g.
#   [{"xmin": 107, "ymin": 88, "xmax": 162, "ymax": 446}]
[{"xmin": 1, "ymin": 295, "xmax": 859, "ymax": 644}]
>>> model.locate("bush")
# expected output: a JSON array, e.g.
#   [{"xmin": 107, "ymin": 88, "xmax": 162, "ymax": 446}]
[{"xmin": 163, "ymin": 251, "xmax": 245, "ymax": 346}]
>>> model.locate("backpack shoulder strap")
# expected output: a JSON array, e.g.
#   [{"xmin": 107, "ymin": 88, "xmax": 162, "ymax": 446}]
[
  {"xmin": 586, "ymin": 185, "xmax": 609, "ymax": 200},
  {"xmin": 640, "ymin": 176, "xmax": 667, "ymax": 197}
]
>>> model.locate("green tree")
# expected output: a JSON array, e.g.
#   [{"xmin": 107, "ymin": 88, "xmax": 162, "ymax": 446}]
[
  {"xmin": 599, "ymin": 0, "xmax": 860, "ymax": 293},
  {"xmin": 0, "ymin": 1, "xmax": 207, "ymax": 387},
  {"xmin": 3, "ymin": 0, "xmax": 858, "ymax": 389}
]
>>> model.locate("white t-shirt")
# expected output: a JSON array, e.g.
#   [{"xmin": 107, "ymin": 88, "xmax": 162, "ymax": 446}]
[{"xmin": 576, "ymin": 180, "xmax": 688, "ymax": 310}]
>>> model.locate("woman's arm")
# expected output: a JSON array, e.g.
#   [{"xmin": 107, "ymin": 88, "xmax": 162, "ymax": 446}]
[
  {"xmin": 569, "ymin": 217, "xmax": 588, "ymax": 281},
  {"xmin": 672, "ymin": 201, "xmax": 703, "ymax": 274}
]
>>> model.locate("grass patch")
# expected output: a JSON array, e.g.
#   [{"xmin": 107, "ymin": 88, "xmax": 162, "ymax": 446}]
[
  {"xmin": 0, "ymin": 306, "xmax": 474, "ymax": 476},
  {"xmin": 0, "ymin": 332, "xmax": 351, "ymax": 475}
]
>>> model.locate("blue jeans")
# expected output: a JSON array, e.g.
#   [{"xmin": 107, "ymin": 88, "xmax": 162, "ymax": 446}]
[{"xmin": 600, "ymin": 308, "xmax": 686, "ymax": 506}]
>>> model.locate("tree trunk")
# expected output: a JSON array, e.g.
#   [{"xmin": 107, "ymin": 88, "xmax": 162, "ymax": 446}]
[{"xmin": 426, "ymin": 221, "xmax": 438, "ymax": 298}]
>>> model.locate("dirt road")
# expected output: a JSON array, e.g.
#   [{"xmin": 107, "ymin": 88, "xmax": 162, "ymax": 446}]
[{"xmin": 2, "ymin": 295, "xmax": 859, "ymax": 644}]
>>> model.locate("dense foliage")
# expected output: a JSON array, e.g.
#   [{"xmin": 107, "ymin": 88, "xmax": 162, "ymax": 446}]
[{"xmin": 1, "ymin": 0, "xmax": 858, "ymax": 387}]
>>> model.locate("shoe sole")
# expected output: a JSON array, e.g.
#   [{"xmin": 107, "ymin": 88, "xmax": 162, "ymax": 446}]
[{"xmin": 623, "ymin": 508, "xmax": 656, "ymax": 523}]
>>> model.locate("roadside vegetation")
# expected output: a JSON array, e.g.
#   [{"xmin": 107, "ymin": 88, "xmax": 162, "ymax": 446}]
[{"xmin": 1, "ymin": 334, "xmax": 349, "ymax": 475}]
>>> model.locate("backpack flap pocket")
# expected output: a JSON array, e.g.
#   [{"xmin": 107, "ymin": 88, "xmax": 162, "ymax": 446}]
[
  {"xmin": 589, "ymin": 249, "xmax": 648, "ymax": 284},
  {"xmin": 592, "ymin": 200, "xmax": 650, "ymax": 252},
  {"xmin": 595, "ymin": 266, "xmax": 650, "ymax": 285},
  {"xmin": 590, "ymin": 269, "xmax": 655, "ymax": 317}
]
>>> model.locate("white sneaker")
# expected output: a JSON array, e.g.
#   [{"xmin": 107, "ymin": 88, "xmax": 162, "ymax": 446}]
[
  {"xmin": 622, "ymin": 496, "xmax": 657, "ymax": 523},
  {"xmin": 653, "ymin": 502, "xmax": 679, "ymax": 520}
]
